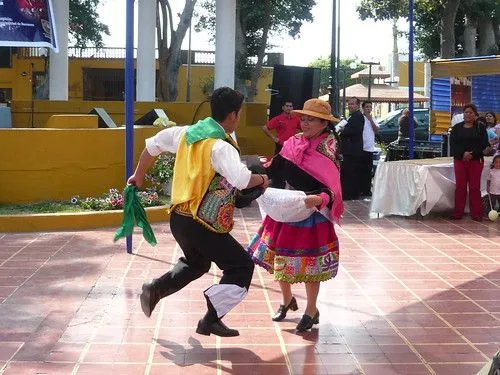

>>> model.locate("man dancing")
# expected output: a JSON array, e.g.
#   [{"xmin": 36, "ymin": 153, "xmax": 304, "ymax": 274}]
[{"xmin": 128, "ymin": 87, "xmax": 269, "ymax": 337}]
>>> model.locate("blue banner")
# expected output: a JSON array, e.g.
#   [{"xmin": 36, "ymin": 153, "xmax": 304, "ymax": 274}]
[{"xmin": 0, "ymin": 0, "xmax": 58, "ymax": 51}]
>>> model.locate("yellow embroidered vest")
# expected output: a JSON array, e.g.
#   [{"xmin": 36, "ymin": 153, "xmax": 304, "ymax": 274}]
[{"xmin": 170, "ymin": 134, "xmax": 240, "ymax": 233}]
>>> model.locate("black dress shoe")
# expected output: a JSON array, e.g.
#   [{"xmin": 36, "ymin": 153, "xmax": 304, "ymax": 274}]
[
  {"xmin": 140, "ymin": 280, "xmax": 161, "ymax": 318},
  {"xmin": 272, "ymin": 296, "xmax": 298, "ymax": 321},
  {"xmin": 196, "ymin": 318, "xmax": 239, "ymax": 337},
  {"xmin": 295, "ymin": 310, "xmax": 320, "ymax": 332}
]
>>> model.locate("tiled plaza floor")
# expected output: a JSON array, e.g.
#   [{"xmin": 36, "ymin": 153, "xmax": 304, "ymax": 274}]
[{"xmin": 0, "ymin": 201, "xmax": 499, "ymax": 375}]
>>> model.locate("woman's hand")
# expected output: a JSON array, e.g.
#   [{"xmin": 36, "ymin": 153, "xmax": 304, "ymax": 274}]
[
  {"xmin": 304, "ymin": 195, "xmax": 323, "ymax": 209},
  {"xmin": 463, "ymin": 151, "xmax": 472, "ymax": 161}
]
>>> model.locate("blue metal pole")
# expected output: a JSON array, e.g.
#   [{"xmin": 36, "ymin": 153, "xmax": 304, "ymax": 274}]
[
  {"xmin": 408, "ymin": 0, "xmax": 415, "ymax": 159},
  {"xmin": 125, "ymin": 0, "xmax": 135, "ymax": 253}
]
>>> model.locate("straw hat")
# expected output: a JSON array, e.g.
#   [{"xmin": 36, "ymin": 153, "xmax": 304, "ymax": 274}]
[{"xmin": 291, "ymin": 98, "xmax": 340, "ymax": 123}]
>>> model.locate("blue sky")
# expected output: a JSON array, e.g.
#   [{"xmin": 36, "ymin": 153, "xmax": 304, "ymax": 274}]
[{"xmin": 97, "ymin": 0, "xmax": 409, "ymax": 68}]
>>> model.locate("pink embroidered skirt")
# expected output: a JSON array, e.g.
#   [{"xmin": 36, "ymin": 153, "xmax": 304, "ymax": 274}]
[{"xmin": 247, "ymin": 211, "xmax": 339, "ymax": 283}]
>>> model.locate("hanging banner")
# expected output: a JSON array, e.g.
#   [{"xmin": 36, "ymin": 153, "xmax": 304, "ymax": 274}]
[{"xmin": 0, "ymin": 0, "xmax": 58, "ymax": 52}]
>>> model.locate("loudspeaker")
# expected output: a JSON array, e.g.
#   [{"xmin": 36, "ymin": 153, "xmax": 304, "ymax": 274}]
[
  {"xmin": 88, "ymin": 108, "xmax": 116, "ymax": 128},
  {"xmin": 268, "ymin": 65, "xmax": 321, "ymax": 119},
  {"xmin": 134, "ymin": 109, "xmax": 167, "ymax": 125}
]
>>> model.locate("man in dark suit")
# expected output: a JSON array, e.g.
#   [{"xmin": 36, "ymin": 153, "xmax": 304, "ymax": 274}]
[{"xmin": 339, "ymin": 97, "xmax": 365, "ymax": 200}]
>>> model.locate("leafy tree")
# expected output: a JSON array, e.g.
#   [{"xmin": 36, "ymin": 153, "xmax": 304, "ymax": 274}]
[
  {"xmin": 308, "ymin": 57, "xmax": 365, "ymax": 95},
  {"xmin": 357, "ymin": 0, "xmax": 407, "ymax": 80},
  {"xmin": 196, "ymin": 0, "xmax": 315, "ymax": 102},
  {"xmin": 459, "ymin": 0, "xmax": 499, "ymax": 55},
  {"xmin": 156, "ymin": 0, "xmax": 197, "ymax": 101},
  {"xmin": 69, "ymin": 0, "xmax": 110, "ymax": 47},
  {"xmin": 357, "ymin": 0, "xmax": 499, "ymax": 59},
  {"xmin": 356, "ymin": 0, "xmax": 461, "ymax": 59}
]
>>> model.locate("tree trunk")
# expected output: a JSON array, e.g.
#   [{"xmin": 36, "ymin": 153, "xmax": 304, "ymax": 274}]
[
  {"xmin": 463, "ymin": 15, "xmax": 477, "ymax": 56},
  {"xmin": 494, "ymin": 20, "xmax": 500, "ymax": 49},
  {"xmin": 246, "ymin": 0, "xmax": 272, "ymax": 102},
  {"xmin": 391, "ymin": 19, "xmax": 399, "ymax": 85},
  {"xmin": 440, "ymin": 0, "xmax": 460, "ymax": 58},
  {"xmin": 156, "ymin": 0, "xmax": 197, "ymax": 101},
  {"xmin": 478, "ymin": 17, "xmax": 497, "ymax": 55}
]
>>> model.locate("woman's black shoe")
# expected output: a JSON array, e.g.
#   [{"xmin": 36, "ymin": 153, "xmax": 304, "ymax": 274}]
[
  {"xmin": 272, "ymin": 296, "xmax": 298, "ymax": 321},
  {"xmin": 295, "ymin": 310, "xmax": 320, "ymax": 332}
]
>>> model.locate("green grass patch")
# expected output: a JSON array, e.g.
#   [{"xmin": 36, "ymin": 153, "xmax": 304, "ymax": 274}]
[{"xmin": 0, "ymin": 196, "xmax": 170, "ymax": 215}]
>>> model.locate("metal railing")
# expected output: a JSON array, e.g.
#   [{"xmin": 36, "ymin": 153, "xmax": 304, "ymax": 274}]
[{"xmin": 16, "ymin": 47, "xmax": 284, "ymax": 66}]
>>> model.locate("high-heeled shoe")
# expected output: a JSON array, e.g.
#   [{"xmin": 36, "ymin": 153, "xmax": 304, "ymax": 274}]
[
  {"xmin": 272, "ymin": 296, "xmax": 298, "ymax": 321},
  {"xmin": 295, "ymin": 310, "xmax": 320, "ymax": 332}
]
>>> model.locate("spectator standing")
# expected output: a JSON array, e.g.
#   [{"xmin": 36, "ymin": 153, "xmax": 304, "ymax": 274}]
[
  {"xmin": 339, "ymin": 97, "xmax": 365, "ymax": 200},
  {"xmin": 361, "ymin": 101, "xmax": 379, "ymax": 197},
  {"xmin": 485, "ymin": 112, "xmax": 499, "ymax": 152},
  {"xmin": 486, "ymin": 154, "xmax": 500, "ymax": 211},
  {"xmin": 262, "ymin": 99, "xmax": 301, "ymax": 155},
  {"xmin": 398, "ymin": 108, "xmax": 417, "ymax": 140},
  {"xmin": 450, "ymin": 104, "xmax": 490, "ymax": 221}
]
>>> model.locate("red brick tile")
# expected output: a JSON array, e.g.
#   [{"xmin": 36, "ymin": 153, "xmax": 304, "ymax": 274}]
[
  {"xmin": 430, "ymin": 363, "xmax": 484, "ymax": 375},
  {"xmin": 46, "ymin": 342, "xmax": 85, "ymax": 362},
  {"xmin": 440, "ymin": 313, "xmax": 499, "ymax": 328},
  {"xmin": 76, "ymin": 364, "xmax": 146, "ymax": 374},
  {"xmin": 361, "ymin": 364, "xmax": 430, "ymax": 375},
  {"xmin": 0, "ymin": 342, "xmax": 22, "ymax": 360},
  {"xmin": 457, "ymin": 327, "xmax": 500, "ymax": 344},
  {"xmin": 414, "ymin": 344, "xmax": 486, "ymax": 363},
  {"xmin": 398, "ymin": 327, "xmax": 466, "ymax": 344},
  {"xmin": 2, "ymin": 361, "xmax": 75, "ymax": 374}
]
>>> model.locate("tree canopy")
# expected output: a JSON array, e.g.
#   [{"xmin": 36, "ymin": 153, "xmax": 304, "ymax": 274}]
[
  {"xmin": 308, "ymin": 57, "xmax": 366, "ymax": 95},
  {"xmin": 69, "ymin": 0, "xmax": 110, "ymax": 48},
  {"xmin": 356, "ymin": 0, "xmax": 499, "ymax": 59},
  {"xmin": 196, "ymin": 0, "xmax": 316, "ymax": 101}
]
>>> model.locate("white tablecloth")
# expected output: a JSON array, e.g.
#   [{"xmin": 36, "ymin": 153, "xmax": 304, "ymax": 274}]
[{"xmin": 370, "ymin": 157, "xmax": 492, "ymax": 216}]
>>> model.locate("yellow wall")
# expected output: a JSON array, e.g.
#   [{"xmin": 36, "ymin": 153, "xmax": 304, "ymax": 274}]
[
  {"xmin": 0, "ymin": 54, "xmax": 274, "ymax": 103},
  {"xmin": 0, "ymin": 103, "xmax": 272, "ymax": 204},
  {"xmin": 9, "ymin": 100, "xmax": 271, "ymax": 153},
  {"xmin": 0, "ymin": 126, "xmax": 159, "ymax": 204},
  {"xmin": 398, "ymin": 61, "xmax": 425, "ymax": 88}
]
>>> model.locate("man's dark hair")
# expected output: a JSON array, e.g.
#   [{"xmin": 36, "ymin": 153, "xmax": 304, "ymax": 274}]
[
  {"xmin": 350, "ymin": 97, "xmax": 361, "ymax": 105},
  {"xmin": 210, "ymin": 87, "xmax": 244, "ymax": 122},
  {"xmin": 362, "ymin": 101, "xmax": 372, "ymax": 108},
  {"xmin": 281, "ymin": 98, "xmax": 293, "ymax": 106}
]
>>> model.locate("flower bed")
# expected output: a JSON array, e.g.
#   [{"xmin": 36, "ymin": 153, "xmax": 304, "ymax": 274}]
[{"xmin": 72, "ymin": 188, "xmax": 163, "ymax": 211}]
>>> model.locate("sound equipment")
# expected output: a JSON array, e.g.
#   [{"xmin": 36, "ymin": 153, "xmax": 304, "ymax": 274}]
[
  {"xmin": 134, "ymin": 109, "xmax": 167, "ymax": 125},
  {"xmin": 268, "ymin": 65, "xmax": 321, "ymax": 119},
  {"xmin": 88, "ymin": 108, "xmax": 116, "ymax": 128},
  {"xmin": 386, "ymin": 139, "xmax": 444, "ymax": 161}
]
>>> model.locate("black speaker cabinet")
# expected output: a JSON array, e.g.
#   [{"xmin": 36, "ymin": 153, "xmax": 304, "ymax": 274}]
[
  {"xmin": 134, "ymin": 109, "xmax": 167, "ymax": 125},
  {"xmin": 88, "ymin": 108, "xmax": 116, "ymax": 128},
  {"xmin": 268, "ymin": 65, "xmax": 321, "ymax": 119}
]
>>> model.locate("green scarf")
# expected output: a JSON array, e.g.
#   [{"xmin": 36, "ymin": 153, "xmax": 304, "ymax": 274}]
[
  {"xmin": 114, "ymin": 185, "xmax": 157, "ymax": 246},
  {"xmin": 185, "ymin": 117, "xmax": 226, "ymax": 145}
]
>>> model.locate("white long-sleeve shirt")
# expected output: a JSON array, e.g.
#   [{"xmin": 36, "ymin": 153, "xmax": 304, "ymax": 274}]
[
  {"xmin": 145, "ymin": 125, "xmax": 252, "ymax": 190},
  {"xmin": 363, "ymin": 116, "xmax": 379, "ymax": 152}
]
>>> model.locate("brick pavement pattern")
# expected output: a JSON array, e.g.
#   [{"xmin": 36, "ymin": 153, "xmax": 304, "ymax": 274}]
[{"xmin": 0, "ymin": 201, "xmax": 499, "ymax": 375}]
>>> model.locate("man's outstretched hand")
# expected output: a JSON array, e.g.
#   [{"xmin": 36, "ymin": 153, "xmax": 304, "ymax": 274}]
[{"xmin": 127, "ymin": 174, "xmax": 143, "ymax": 188}]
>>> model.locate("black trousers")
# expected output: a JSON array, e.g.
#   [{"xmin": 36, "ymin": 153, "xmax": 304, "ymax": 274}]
[
  {"xmin": 154, "ymin": 212, "xmax": 254, "ymax": 315},
  {"xmin": 341, "ymin": 154, "xmax": 364, "ymax": 200},
  {"xmin": 360, "ymin": 151, "xmax": 374, "ymax": 195}
]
